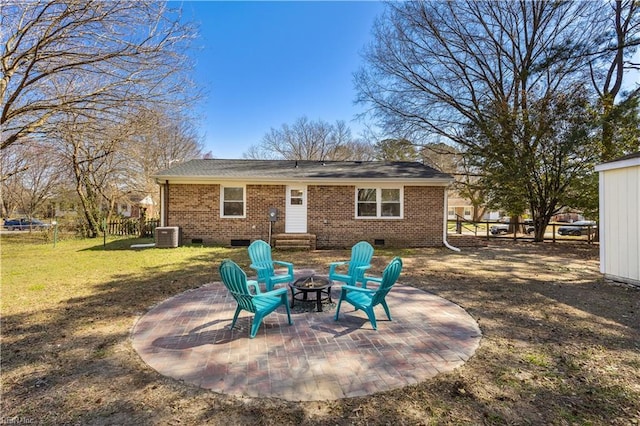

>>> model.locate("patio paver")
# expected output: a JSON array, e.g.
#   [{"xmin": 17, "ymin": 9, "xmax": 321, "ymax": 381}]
[{"xmin": 131, "ymin": 280, "xmax": 482, "ymax": 401}]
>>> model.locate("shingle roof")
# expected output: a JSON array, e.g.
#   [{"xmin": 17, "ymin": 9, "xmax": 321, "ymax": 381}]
[
  {"xmin": 595, "ymin": 151, "xmax": 640, "ymax": 172},
  {"xmin": 154, "ymin": 159, "xmax": 453, "ymax": 182}
]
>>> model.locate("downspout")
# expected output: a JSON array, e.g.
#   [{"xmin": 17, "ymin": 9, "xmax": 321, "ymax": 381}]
[
  {"xmin": 443, "ymin": 187, "xmax": 461, "ymax": 252},
  {"xmin": 163, "ymin": 180, "xmax": 169, "ymax": 227}
]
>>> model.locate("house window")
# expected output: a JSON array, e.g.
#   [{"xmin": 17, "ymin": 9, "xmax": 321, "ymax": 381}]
[
  {"xmin": 356, "ymin": 188, "xmax": 402, "ymax": 219},
  {"xmin": 221, "ymin": 186, "xmax": 245, "ymax": 217},
  {"xmin": 290, "ymin": 189, "xmax": 303, "ymax": 205},
  {"xmin": 381, "ymin": 188, "xmax": 401, "ymax": 217},
  {"xmin": 357, "ymin": 188, "xmax": 377, "ymax": 217}
]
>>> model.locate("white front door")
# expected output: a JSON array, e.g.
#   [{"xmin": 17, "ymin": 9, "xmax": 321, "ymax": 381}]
[{"xmin": 285, "ymin": 185, "xmax": 307, "ymax": 233}]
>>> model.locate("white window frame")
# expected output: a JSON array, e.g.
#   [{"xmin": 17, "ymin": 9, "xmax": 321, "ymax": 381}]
[
  {"xmin": 289, "ymin": 188, "xmax": 304, "ymax": 205},
  {"xmin": 220, "ymin": 185, "xmax": 246, "ymax": 218},
  {"xmin": 355, "ymin": 187, "xmax": 404, "ymax": 219}
]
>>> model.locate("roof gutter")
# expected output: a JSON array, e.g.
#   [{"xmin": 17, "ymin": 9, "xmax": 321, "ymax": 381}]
[
  {"xmin": 153, "ymin": 175, "xmax": 454, "ymax": 186},
  {"xmin": 443, "ymin": 188, "xmax": 460, "ymax": 252}
]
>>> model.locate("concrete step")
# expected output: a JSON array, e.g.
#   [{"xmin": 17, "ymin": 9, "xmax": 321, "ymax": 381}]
[
  {"xmin": 272, "ymin": 233, "xmax": 315, "ymax": 238},
  {"xmin": 274, "ymin": 244, "xmax": 313, "ymax": 250},
  {"xmin": 272, "ymin": 233, "xmax": 316, "ymax": 250}
]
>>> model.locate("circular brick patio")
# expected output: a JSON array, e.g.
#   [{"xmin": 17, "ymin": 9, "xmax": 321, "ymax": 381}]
[{"xmin": 131, "ymin": 280, "xmax": 482, "ymax": 401}]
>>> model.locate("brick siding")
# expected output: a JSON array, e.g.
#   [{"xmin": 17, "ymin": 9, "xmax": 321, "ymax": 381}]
[{"xmin": 166, "ymin": 183, "xmax": 446, "ymax": 248}]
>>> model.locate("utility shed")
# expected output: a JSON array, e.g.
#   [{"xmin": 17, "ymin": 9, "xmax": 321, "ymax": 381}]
[{"xmin": 595, "ymin": 152, "xmax": 640, "ymax": 287}]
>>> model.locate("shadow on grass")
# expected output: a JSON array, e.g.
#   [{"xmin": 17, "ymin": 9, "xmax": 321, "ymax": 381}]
[
  {"xmin": 79, "ymin": 236, "xmax": 222, "ymax": 251},
  {"xmin": 1, "ymin": 242, "xmax": 639, "ymax": 424}
]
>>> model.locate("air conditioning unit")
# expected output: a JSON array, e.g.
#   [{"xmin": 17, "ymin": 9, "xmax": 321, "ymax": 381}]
[{"xmin": 155, "ymin": 226, "xmax": 180, "ymax": 248}]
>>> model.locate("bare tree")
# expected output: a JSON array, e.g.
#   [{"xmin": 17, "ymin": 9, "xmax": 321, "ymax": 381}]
[
  {"xmin": 374, "ymin": 139, "xmax": 420, "ymax": 161},
  {"xmin": 330, "ymin": 140, "xmax": 377, "ymax": 161},
  {"xmin": 1, "ymin": 1, "xmax": 202, "ymax": 236},
  {"xmin": 50, "ymin": 105, "xmax": 204, "ymax": 237},
  {"xmin": 420, "ymin": 142, "xmax": 487, "ymax": 221},
  {"xmin": 560, "ymin": 0, "xmax": 640, "ymax": 218},
  {"xmin": 1, "ymin": 0, "xmax": 197, "ymax": 151},
  {"xmin": 1, "ymin": 139, "xmax": 62, "ymax": 218},
  {"xmin": 124, "ymin": 108, "xmax": 204, "ymax": 199},
  {"xmin": 244, "ymin": 116, "xmax": 373, "ymax": 160},
  {"xmin": 52, "ymin": 113, "xmax": 125, "ymax": 237},
  {"xmin": 355, "ymin": 1, "xmax": 614, "ymax": 241},
  {"xmin": 589, "ymin": 0, "xmax": 640, "ymax": 162},
  {"xmin": 0, "ymin": 141, "xmax": 29, "ymax": 217}
]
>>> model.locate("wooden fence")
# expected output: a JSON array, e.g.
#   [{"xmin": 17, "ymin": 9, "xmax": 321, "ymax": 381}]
[
  {"xmin": 447, "ymin": 218, "xmax": 599, "ymax": 244},
  {"xmin": 107, "ymin": 218, "xmax": 159, "ymax": 237}
]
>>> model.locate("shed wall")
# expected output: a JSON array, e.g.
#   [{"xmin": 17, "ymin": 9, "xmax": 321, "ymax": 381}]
[{"xmin": 600, "ymin": 166, "xmax": 640, "ymax": 285}]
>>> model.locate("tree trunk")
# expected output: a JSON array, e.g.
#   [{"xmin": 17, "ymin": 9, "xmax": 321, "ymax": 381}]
[{"xmin": 601, "ymin": 95, "xmax": 616, "ymax": 162}]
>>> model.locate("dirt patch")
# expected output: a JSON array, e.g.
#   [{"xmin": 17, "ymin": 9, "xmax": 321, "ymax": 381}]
[{"xmin": 2, "ymin": 240, "xmax": 639, "ymax": 425}]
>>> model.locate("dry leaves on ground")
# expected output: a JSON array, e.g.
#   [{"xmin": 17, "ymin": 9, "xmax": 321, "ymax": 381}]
[{"xmin": 2, "ymin": 240, "xmax": 639, "ymax": 425}]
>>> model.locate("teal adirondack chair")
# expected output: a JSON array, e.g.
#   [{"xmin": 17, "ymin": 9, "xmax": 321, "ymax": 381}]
[
  {"xmin": 248, "ymin": 240, "xmax": 294, "ymax": 291},
  {"xmin": 334, "ymin": 257, "xmax": 403, "ymax": 330},
  {"xmin": 328, "ymin": 241, "xmax": 374, "ymax": 287},
  {"xmin": 219, "ymin": 259, "xmax": 293, "ymax": 338}
]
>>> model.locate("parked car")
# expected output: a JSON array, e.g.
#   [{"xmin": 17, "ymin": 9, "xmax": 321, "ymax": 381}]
[
  {"xmin": 557, "ymin": 220, "xmax": 596, "ymax": 236},
  {"xmin": 3, "ymin": 218, "xmax": 51, "ymax": 231},
  {"xmin": 523, "ymin": 219, "xmax": 535, "ymax": 234},
  {"xmin": 490, "ymin": 218, "xmax": 535, "ymax": 235}
]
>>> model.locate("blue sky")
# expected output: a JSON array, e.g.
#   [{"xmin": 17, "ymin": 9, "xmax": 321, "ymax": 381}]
[{"xmin": 178, "ymin": 1, "xmax": 385, "ymax": 159}]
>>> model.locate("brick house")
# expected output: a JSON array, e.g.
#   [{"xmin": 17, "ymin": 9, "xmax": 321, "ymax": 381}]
[{"xmin": 153, "ymin": 159, "xmax": 455, "ymax": 249}]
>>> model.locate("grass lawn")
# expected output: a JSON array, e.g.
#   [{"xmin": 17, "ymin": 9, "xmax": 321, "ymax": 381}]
[{"xmin": 1, "ymin": 234, "xmax": 639, "ymax": 425}]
